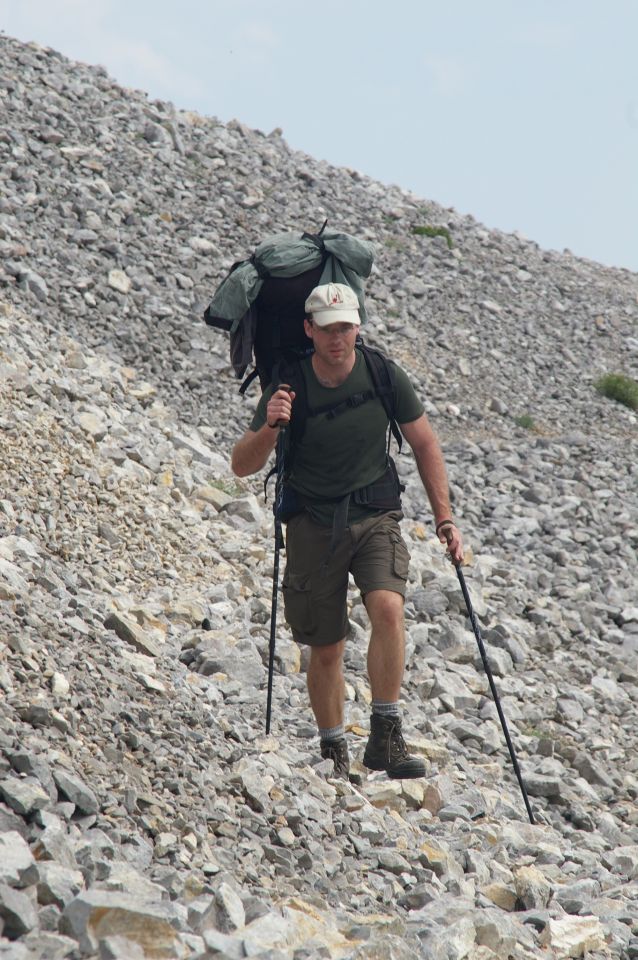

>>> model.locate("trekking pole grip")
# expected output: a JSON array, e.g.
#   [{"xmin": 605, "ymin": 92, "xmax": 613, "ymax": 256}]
[{"xmin": 275, "ymin": 383, "xmax": 291, "ymax": 428}]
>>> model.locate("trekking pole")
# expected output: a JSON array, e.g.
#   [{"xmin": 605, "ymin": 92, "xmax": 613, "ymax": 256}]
[
  {"xmin": 454, "ymin": 562, "xmax": 536, "ymax": 825},
  {"xmin": 265, "ymin": 386, "xmax": 290, "ymax": 735}
]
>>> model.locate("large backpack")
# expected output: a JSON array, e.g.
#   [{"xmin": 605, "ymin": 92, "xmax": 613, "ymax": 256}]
[
  {"xmin": 204, "ymin": 227, "xmax": 404, "ymax": 525},
  {"xmin": 203, "ymin": 225, "xmax": 374, "ymax": 393}
]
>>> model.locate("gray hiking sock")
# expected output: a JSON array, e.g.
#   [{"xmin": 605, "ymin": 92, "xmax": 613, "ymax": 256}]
[
  {"xmin": 371, "ymin": 700, "xmax": 400, "ymax": 717},
  {"xmin": 319, "ymin": 723, "xmax": 345, "ymax": 742}
]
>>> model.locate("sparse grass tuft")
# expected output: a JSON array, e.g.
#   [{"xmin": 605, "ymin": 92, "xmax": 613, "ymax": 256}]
[
  {"xmin": 412, "ymin": 224, "xmax": 453, "ymax": 248},
  {"xmin": 384, "ymin": 236, "xmax": 406, "ymax": 251},
  {"xmin": 595, "ymin": 372, "xmax": 638, "ymax": 411},
  {"xmin": 520, "ymin": 724, "xmax": 546, "ymax": 739},
  {"xmin": 211, "ymin": 477, "xmax": 244, "ymax": 497},
  {"xmin": 514, "ymin": 414, "xmax": 535, "ymax": 430}
]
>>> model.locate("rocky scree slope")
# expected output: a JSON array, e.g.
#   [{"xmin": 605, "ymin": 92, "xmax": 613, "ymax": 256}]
[{"xmin": 0, "ymin": 34, "xmax": 637, "ymax": 960}]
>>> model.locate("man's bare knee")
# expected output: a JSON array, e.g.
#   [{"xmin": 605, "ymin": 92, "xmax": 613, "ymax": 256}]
[
  {"xmin": 309, "ymin": 638, "xmax": 346, "ymax": 669},
  {"xmin": 365, "ymin": 590, "xmax": 404, "ymax": 631}
]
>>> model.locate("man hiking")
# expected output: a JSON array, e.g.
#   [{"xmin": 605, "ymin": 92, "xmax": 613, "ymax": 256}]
[{"xmin": 232, "ymin": 282, "xmax": 464, "ymax": 779}]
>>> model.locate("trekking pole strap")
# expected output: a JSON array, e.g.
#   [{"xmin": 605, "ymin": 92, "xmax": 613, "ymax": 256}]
[{"xmin": 436, "ymin": 519, "xmax": 455, "ymax": 536}]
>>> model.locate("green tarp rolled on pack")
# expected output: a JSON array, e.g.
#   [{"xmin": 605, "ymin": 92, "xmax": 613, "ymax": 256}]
[
  {"xmin": 207, "ymin": 230, "xmax": 375, "ymax": 329},
  {"xmin": 204, "ymin": 228, "xmax": 375, "ymax": 389}
]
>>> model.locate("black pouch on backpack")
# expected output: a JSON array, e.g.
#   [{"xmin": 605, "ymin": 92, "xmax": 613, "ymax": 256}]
[
  {"xmin": 277, "ymin": 484, "xmax": 305, "ymax": 523},
  {"xmin": 251, "ymin": 263, "xmax": 324, "ymax": 390},
  {"xmin": 352, "ymin": 458, "xmax": 404, "ymax": 511}
]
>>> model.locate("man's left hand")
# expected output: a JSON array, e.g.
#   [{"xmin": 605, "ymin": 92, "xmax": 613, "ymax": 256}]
[{"xmin": 437, "ymin": 522, "xmax": 464, "ymax": 565}]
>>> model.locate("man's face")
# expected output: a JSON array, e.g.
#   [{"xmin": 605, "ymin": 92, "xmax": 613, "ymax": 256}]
[{"xmin": 304, "ymin": 318, "xmax": 358, "ymax": 365}]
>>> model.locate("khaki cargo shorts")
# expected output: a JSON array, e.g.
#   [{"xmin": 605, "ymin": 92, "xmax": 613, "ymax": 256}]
[{"xmin": 282, "ymin": 510, "xmax": 410, "ymax": 647}]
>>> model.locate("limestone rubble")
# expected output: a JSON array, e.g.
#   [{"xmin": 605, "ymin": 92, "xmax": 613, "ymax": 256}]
[{"xmin": 0, "ymin": 34, "xmax": 637, "ymax": 960}]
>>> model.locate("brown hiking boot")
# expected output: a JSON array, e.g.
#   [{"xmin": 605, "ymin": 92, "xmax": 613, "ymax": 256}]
[
  {"xmin": 363, "ymin": 713, "xmax": 426, "ymax": 779},
  {"xmin": 320, "ymin": 737, "xmax": 350, "ymax": 779}
]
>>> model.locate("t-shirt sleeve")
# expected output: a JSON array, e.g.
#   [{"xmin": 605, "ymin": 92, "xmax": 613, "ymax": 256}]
[
  {"xmin": 248, "ymin": 386, "xmax": 274, "ymax": 432},
  {"xmin": 392, "ymin": 363, "xmax": 425, "ymax": 424}
]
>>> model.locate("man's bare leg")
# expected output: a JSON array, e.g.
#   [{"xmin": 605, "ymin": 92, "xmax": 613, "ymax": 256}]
[
  {"xmin": 307, "ymin": 638, "xmax": 349, "ymax": 777},
  {"xmin": 363, "ymin": 589, "xmax": 425, "ymax": 778},
  {"xmin": 365, "ymin": 589, "xmax": 405, "ymax": 701},
  {"xmin": 307, "ymin": 637, "xmax": 346, "ymax": 730}
]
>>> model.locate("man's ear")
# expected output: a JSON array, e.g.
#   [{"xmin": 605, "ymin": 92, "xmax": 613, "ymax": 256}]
[{"xmin": 303, "ymin": 317, "xmax": 314, "ymax": 338}]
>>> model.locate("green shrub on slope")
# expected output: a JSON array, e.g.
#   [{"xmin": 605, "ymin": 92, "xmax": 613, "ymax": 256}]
[{"xmin": 595, "ymin": 373, "xmax": 638, "ymax": 411}]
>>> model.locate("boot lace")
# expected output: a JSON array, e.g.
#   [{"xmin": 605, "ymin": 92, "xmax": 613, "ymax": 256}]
[
  {"xmin": 321, "ymin": 739, "xmax": 349, "ymax": 776},
  {"xmin": 386, "ymin": 719, "xmax": 409, "ymax": 764}
]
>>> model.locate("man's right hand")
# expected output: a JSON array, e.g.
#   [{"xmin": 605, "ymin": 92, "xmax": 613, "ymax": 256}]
[
  {"xmin": 232, "ymin": 388, "xmax": 297, "ymax": 477},
  {"xmin": 266, "ymin": 388, "xmax": 296, "ymax": 428}
]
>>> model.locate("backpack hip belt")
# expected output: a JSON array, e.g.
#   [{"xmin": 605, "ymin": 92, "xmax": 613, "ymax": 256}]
[{"xmin": 279, "ymin": 456, "xmax": 404, "ymax": 525}]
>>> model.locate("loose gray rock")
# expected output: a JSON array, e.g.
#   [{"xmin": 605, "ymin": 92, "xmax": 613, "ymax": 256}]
[
  {"xmin": 60, "ymin": 891, "xmax": 184, "ymax": 958},
  {"xmin": 514, "ymin": 865, "xmax": 552, "ymax": 910},
  {"xmin": 0, "ymin": 30, "xmax": 636, "ymax": 960},
  {"xmin": 36, "ymin": 862, "xmax": 85, "ymax": 909},
  {"xmin": 0, "ymin": 883, "xmax": 38, "ymax": 938},
  {"xmin": 52, "ymin": 770, "xmax": 99, "ymax": 816},
  {"xmin": 0, "ymin": 779, "xmax": 50, "ymax": 817},
  {"xmin": 0, "ymin": 833, "xmax": 38, "ymax": 889}
]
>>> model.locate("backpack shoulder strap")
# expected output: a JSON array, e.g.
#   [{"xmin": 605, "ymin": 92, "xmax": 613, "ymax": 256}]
[
  {"xmin": 358, "ymin": 339, "xmax": 402, "ymax": 452},
  {"xmin": 287, "ymin": 360, "xmax": 309, "ymax": 464}
]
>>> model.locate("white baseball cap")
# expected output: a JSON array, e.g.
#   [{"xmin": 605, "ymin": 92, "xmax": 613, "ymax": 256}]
[{"xmin": 304, "ymin": 282, "xmax": 361, "ymax": 327}]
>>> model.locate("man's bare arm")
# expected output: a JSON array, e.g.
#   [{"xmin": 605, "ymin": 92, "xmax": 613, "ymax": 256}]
[
  {"xmin": 400, "ymin": 413, "xmax": 464, "ymax": 563},
  {"xmin": 231, "ymin": 388, "xmax": 295, "ymax": 478},
  {"xmin": 232, "ymin": 425, "xmax": 279, "ymax": 477}
]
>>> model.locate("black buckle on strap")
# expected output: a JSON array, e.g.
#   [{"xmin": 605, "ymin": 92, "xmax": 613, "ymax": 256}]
[{"xmin": 325, "ymin": 390, "xmax": 371, "ymax": 420}]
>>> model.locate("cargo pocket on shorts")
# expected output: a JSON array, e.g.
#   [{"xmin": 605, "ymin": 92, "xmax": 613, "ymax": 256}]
[
  {"xmin": 282, "ymin": 571, "xmax": 315, "ymax": 634},
  {"xmin": 391, "ymin": 534, "xmax": 410, "ymax": 581}
]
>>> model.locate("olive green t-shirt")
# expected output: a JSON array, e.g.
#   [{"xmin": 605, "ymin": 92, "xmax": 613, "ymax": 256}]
[{"xmin": 250, "ymin": 351, "xmax": 424, "ymax": 525}]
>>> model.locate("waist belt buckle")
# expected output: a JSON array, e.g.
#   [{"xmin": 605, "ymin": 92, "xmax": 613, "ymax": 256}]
[{"xmin": 355, "ymin": 485, "xmax": 371, "ymax": 505}]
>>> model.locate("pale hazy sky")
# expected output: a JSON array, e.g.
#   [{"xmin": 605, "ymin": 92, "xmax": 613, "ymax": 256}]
[{"xmin": 2, "ymin": 0, "xmax": 637, "ymax": 272}]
